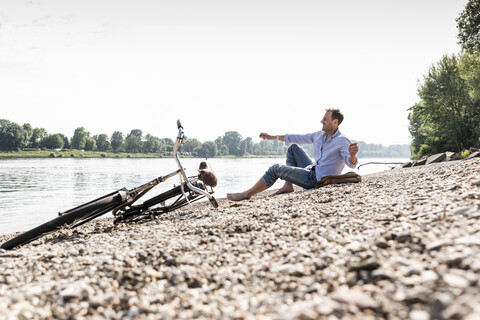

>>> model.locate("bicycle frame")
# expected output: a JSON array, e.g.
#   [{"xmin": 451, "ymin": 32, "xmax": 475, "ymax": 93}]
[{"xmin": 77, "ymin": 121, "xmax": 216, "ymax": 225}]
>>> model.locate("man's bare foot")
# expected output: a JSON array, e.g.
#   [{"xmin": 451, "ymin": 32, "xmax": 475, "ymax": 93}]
[
  {"xmin": 227, "ymin": 192, "xmax": 250, "ymax": 201},
  {"xmin": 273, "ymin": 184, "xmax": 294, "ymax": 195}
]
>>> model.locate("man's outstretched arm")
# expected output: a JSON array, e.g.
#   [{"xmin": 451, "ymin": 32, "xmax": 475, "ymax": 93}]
[{"xmin": 259, "ymin": 133, "xmax": 285, "ymax": 141}]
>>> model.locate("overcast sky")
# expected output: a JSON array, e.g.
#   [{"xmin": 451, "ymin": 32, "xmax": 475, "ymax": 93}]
[{"xmin": 0, "ymin": 0, "xmax": 468, "ymax": 145}]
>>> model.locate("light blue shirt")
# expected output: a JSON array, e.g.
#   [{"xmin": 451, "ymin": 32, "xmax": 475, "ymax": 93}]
[{"xmin": 284, "ymin": 130, "xmax": 356, "ymax": 181}]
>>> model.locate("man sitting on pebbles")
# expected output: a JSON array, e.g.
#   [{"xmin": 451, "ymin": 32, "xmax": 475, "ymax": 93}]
[{"xmin": 227, "ymin": 108, "xmax": 359, "ymax": 201}]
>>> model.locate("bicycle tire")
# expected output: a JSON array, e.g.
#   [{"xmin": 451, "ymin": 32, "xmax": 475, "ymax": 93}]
[{"xmin": 1, "ymin": 191, "xmax": 125, "ymax": 250}]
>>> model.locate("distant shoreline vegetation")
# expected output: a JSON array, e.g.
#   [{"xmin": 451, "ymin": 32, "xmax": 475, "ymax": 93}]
[{"xmin": 0, "ymin": 118, "xmax": 411, "ymax": 159}]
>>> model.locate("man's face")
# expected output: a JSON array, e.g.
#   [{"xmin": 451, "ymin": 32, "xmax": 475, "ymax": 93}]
[{"xmin": 321, "ymin": 111, "xmax": 337, "ymax": 131}]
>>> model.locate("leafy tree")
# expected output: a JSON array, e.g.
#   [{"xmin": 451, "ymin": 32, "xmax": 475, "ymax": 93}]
[
  {"xmin": 161, "ymin": 138, "xmax": 174, "ymax": 153},
  {"xmin": 124, "ymin": 129, "xmax": 143, "ymax": 153},
  {"xmin": 94, "ymin": 134, "xmax": 111, "ymax": 152},
  {"xmin": 459, "ymin": 52, "xmax": 480, "ymax": 101},
  {"xmin": 456, "ymin": 0, "xmax": 480, "ymax": 52},
  {"xmin": 0, "ymin": 119, "xmax": 26, "ymax": 150},
  {"xmin": 409, "ymin": 54, "xmax": 479, "ymax": 158},
  {"xmin": 197, "ymin": 141, "xmax": 217, "ymax": 158},
  {"xmin": 214, "ymin": 136, "xmax": 223, "ymax": 150},
  {"xmin": 111, "ymin": 131, "xmax": 124, "ymax": 152},
  {"xmin": 60, "ymin": 134, "xmax": 70, "ymax": 149},
  {"xmin": 143, "ymin": 134, "xmax": 163, "ymax": 153},
  {"xmin": 181, "ymin": 138, "xmax": 201, "ymax": 155},
  {"xmin": 71, "ymin": 127, "xmax": 90, "ymax": 150},
  {"xmin": 219, "ymin": 145, "xmax": 229, "ymax": 156},
  {"xmin": 223, "ymin": 131, "xmax": 243, "ymax": 156},
  {"xmin": 22, "ymin": 123, "xmax": 33, "ymax": 146},
  {"xmin": 29, "ymin": 127, "xmax": 47, "ymax": 148},
  {"xmin": 243, "ymin": 137, "xmax": 254, "ymax": 154},
  {"xmin": 40, "ymin": 134, "xmax": 64, "ymax": 149},
  {"xmin": 84, "ymin": 137, "xmax": 97, "ymax": 151}
]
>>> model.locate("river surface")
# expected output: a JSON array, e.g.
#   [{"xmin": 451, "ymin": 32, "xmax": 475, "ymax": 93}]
[{"xmin": 0, "ymin": 157, "xmax": 408, "ymax": 235}]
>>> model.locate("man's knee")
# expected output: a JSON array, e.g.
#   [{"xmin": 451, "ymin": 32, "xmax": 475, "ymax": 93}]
[
  {"xmin": 287, "ymin": 144, "xmax": 301, "ymax": 153},
  {"xmin": 263, "ymin": 163, "xmax": 281, "ymax": 186}
]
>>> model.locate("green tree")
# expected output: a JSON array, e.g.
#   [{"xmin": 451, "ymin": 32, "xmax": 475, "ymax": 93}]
[
  {"xmin": 22, "ymin": 123, "xmax": 33, "ymax": 146},
  {"xmin": 459, "ymin": 52, "xmax": 480, "ymax": 101},
  {"xmin": 181, "ymin": 138, "xmax": 201, "ymax": 155},
  {"xmin": 29, "ymin": 127, "xmax": 47, "ymax": 148},
  {"xmin": 40, "ymin": 134, "xmax": 64, "ymax": 149},
  {"xmin": 161, "ymin": 138, "xmax": 174, "ymax": 153},
  {"xmin": 124, "ymin": 129, "xmax": 143, "ymax": 153},
  {"xmin": 143, "ymin": 134, "xmax": 163, "ymax": 153},
  {"xmin": 223, "ymin": 131, "xmax": 243, "ymax": 156},
  {"xmin": 197, "ymin": 141, "xmax": 217, "ymax": 158},
  {"xmin": 94, "ymin": 134, "xmax": 111, "ymax": 152},
  {"xmin": 409, "ymin": 54, "xmax": 479, "ymax": 158},
  {"xmin": 60, "ymin": 134, "xmax": 70, "ymax": 149},
  {"xmin": 0, "ymin": 119, "xmax": 26, "ymax": 150},
  {"xmin": 84, "ymin": 137, "xmax": 97, "ymax": 151},
  {"xmin": 71, "ymin": 127, "xmax": 90, "ymax": 150},
  {"xmin": 111, "ymin": 131, "xmax": 124, "ymax": 152},
  {"xmin": 456, "ymin": 0, "xmax": 480, "ymax": 52},
  {"xmin": 219, "ymin": 145, "xmax": 229, "ymax": 156}
]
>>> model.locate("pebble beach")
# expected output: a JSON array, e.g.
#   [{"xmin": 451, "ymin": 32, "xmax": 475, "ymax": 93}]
[{"xmin": 1, "ymin": 158, "xmax": 479, "ymax": 319}]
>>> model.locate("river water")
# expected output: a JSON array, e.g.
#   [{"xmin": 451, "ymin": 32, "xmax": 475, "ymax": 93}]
[{"xmin": 0, "ymin": 157, "xmax": 407, "ymax": 235}]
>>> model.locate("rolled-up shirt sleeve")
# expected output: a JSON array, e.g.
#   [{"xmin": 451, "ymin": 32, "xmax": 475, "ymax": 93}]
[{"xmin": 284, "ymin": 133, "xmax": 315, "ymax": 145}]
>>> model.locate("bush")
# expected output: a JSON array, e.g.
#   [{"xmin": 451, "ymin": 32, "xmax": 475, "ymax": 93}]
[
  {"xmin": 462, "ymin": 149, "xmax": 471, "ymax": 158},
  {"xmin": 49, "ymin": 153, "xmax": 55, "ymax": 158}
]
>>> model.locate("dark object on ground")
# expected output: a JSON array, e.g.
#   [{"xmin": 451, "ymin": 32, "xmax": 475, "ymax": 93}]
[{"xmin": 315, "ymin": 171, "xmax": 362, "ymax": 188}]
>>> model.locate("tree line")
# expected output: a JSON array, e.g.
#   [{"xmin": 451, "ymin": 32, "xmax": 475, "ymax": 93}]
[
  {"xmin": 408, "ymin": 0, "xmax": 480, "ymax": 159},
  {"xmin": 0, "ymin": 118, "xmax": 410, "ymax": 158},
  {"xmin": 0, "ymin": 119, "xmax": 288, "ymax": 158}
]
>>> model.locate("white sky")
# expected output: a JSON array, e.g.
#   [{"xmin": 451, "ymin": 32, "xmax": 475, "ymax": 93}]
[{"xmin": 0, "ymin": 0, "xmax": 468, "ymax": 145}]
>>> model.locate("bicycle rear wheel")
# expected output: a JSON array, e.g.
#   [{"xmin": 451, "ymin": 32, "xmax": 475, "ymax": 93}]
[{"xmin": 1, "ymin": 190, "xmax": 125, "ymax": 250}]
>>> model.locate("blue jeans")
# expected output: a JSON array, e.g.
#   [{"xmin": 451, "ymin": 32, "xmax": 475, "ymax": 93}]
[{"xmin": 261, "ymin": 144, "xmax": 317, "ymax": 189}]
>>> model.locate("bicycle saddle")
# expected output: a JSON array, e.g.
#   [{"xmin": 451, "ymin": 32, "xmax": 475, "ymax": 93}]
[{"xmin": 198, "ymin": 161, "xmax": 218, "ymax": 188}]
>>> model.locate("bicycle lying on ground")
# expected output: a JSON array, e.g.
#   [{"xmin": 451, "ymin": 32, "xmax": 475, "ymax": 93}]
[{"xmin": 1, "ymin": 120, "xmax": 218, "ymax": 250}]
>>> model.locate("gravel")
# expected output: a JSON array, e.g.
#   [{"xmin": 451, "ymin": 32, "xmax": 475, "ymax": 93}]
[{"xmin": 1, "ymin": 158, "xmax": 479, "ymax": 319}]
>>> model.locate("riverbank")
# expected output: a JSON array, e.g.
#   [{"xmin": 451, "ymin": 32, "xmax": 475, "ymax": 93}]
[{"xmin": 1, "ymin": 158, "xmax": 479, "ymax": 319}]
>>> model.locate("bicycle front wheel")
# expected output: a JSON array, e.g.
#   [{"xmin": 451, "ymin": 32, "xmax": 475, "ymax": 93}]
[{"xmin": 1, "ymin": 190, "xmax": 125, "ymax": 250}]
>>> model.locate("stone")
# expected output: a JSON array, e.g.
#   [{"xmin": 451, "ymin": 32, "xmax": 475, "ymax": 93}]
[
  {"xmin": 467, "ymin": 151, "xmax": 480, "ymax": 159},
  {"xmin": 443, "ymin": 273, "xmax": 470, "ymax": 289},
  {"xmin": 402, "ymin": 162, "xmax": 413, "ymax": 168},
  {"xmin": 412, "ymin": 157, "xmax": 427, "ymax": 166},
  {"xmin": 330, "ymin": 288, "xmax": 378, "ymax": 309},
  {"xmin": 426, "ymin": 153, "xmax": 446, "ymax": 165}
]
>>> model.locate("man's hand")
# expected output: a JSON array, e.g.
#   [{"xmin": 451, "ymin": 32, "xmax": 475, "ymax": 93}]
[
  {"xmin": 260, "ymin": 133, "xmax": 284, "ymax": 141},
  {"xmin": 349, "ymin": 142, "xmax": 358, "ymax": 156},
  {"xmin": 259, "ymin": 133, "xmax": 271, "ymax": 140},
  {"xmin": 349, "ymin": 142, "xmax": 358, "ymax": 165}
]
